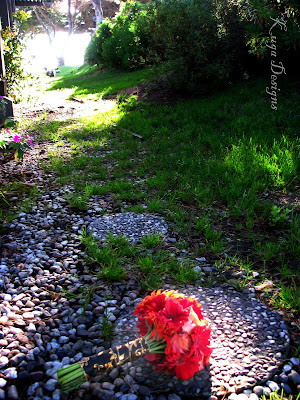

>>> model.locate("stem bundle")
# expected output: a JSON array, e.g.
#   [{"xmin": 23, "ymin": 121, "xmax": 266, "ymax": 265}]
[{"xmin": 58, "ymin": 337, "xmax": 149, "ymax": 392}]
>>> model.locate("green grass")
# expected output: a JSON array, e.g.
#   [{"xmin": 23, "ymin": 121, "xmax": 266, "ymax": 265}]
[
  {"xmin": 101, "ymin": 306, "xmax": 115, "ymax": 339},
  {"xmin": 48, "ymin": 64, "xmax": 158, "ymax": 100},
  {"xmin": 141, "ymin": 233, "xmax": 164, "ymax": 249}
]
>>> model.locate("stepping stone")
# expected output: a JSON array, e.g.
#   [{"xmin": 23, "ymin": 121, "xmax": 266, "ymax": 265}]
[
  {"xmin": 88, "ymin": 213, "xmax": 168, "ymax": 243},
  {"xmin": 110, "ymin": 284, "xmax": 289, "ymax": 397}
]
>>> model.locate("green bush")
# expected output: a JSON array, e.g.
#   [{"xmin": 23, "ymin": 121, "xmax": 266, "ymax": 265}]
[
  {"xmin": 85, "ymin": 0, "xmax": 300, "ymax": 93},
  {"xmin": 244, "ymin": 0, "xmax": 300, "ymax": 73},
  {"xmin": 147, "ymin": 0, "xmax": 229, "ymax": 92},
  {"xmin": 85, "ymin": 2, "xmax": 151, "ymax": 70},
  {"xmin": 1, "ymin": 10, "xmax": 30, "ymax": 101},
  {"xmin": 85, "ymin": 20, "xmax": 112, "ymax": 65}
]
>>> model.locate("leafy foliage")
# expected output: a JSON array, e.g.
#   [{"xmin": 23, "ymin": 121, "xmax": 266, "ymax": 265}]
[
  {"xmin": 85, "ymin": 0, "xmax": 300, "ymax": 93},
  {"xmin": 1, "ymin": 11, "xmax": 31, "ymax": 100},
  {"xmin": 85, "ymin": 2, "xmax": 150, "ymax": 70}
]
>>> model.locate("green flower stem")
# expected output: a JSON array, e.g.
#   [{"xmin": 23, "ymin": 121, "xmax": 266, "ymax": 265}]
[
  {"xmin": 58, "ymin": 337, "xmax": 150, "ymax": 392},
  {"xmin": 58, "ymin": 334, "xmax": 167, "ymax": 393},
  {"xmin": 144, "ymin": 331, "xmax": 167, "ymax": 354},
  {"xmin": 57, "ymin": 363, "xmax": 86, "ymax": 392}
]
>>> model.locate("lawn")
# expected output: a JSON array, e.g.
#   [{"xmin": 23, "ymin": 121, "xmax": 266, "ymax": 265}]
[{"xmin": 49, "ymin": 64, "xmax": 158, "ymax": 100}]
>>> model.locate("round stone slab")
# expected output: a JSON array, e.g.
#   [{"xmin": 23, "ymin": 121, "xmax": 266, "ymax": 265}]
[
  {"xmin": 107, "ymin": 284, "xmax": 289, "ymax": 398},
  {"xmin": 88, "ymin": 213, "xmax": 168, "ymax": 243}
]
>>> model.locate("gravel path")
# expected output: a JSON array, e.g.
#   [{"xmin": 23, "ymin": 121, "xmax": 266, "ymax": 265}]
[{"xmin": 0, "ymin": 94, "xmax": 299, "ymax": 400}]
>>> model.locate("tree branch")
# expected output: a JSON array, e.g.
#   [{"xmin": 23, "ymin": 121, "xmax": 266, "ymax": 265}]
[
  {"xmin": 33, "ymin": 6, "xmax": 53, "ymax": 45},
  {"xmin": 38, "ymin": 7, "xmax": 56, "ymax": 39}
]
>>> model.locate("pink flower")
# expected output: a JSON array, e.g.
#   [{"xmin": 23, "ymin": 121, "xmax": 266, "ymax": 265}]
[
  {"xmin": 13, "ymin": 135, "xmax": 21, "ymax": 143},
  {"xmin": 27, "ymin": 136, "xmax": 33, "ymax": 146}
]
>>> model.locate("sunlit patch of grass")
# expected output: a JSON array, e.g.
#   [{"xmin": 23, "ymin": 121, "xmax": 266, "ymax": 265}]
[
  {"xmin": 48, "ymin": 65, "xmax": 158, "ymax": 100},
  {"xmin": 268, "ymin": 281, "xmax": 300, "ymax": 313}
]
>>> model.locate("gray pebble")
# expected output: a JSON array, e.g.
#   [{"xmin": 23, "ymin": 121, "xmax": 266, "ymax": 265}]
[
  {"xmin": 279, "ymin": 372, "xmax": 289, "ymax": 383},
  {"xmin": 114, "ymin": 378, "xmax": 125, "ymax": 387},
  {"xmin": 288, "ymin": 370, "xmax": 300, "ymax": 385},
  {"xmin": 7, "ymin": 385, "xmax": 18, "ymax": 400},
  {"xmin": 168, "ymin": 394, "xmax": 182, "ymax": 400},
  {"xmin": 283, "ymin": 364, "xmax": 292, "ymax": 373},
  {"xmin": 44, "ymin": 378, "xmax": 57, "ymax": 392},
  {"xmin": 102, "ymin": 382, "xmax": 115, "ymax": 390},
  {"xmin": 138, "ymin": 385, "xmax": 151, "ymax": 396},
  {"xmin": 290, "ymin": 357, "xmax": 299, "ymax": 366},
  {"xmin": 0, "ymin": 379, "xmax": 6, "ymax": 389},
  {"xmin": 120, "ymin": 395, "xmax": 138, "ymax": 400},
  {"xmin": 280, "ymin": 383, "xmax": 293, "ymax": 395},
  {"xmin": 109, "ymin": 368, "xmax": 119, "ymax": 380},
  {"xmin": 52, "ymin": 389, "xmax": 61, "ymax": 400},
  {"xmin": 253, "ymin": 386, "xmax": 264, "ymax": 396}
]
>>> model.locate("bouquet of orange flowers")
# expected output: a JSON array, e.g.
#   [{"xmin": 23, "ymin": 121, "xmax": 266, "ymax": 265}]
[
  {"xmin": 58, "ymin": 290, "xmax": 212, "ymax": 392},
  {"xmin": 134, "ymin": 290, "xmax": 212, "ymax": 380}
]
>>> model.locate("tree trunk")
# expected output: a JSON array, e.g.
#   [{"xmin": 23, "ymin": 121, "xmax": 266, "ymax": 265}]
[
  {"xmin": 67, "ymin": 0, "xmax": 74, "ymax": 36},
  {"xmin": 92, "ymin": 0, "xmax": 103, "ymax": 26}
]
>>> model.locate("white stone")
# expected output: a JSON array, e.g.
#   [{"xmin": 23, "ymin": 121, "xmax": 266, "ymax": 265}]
[
  {"xmin": 0, "ymin": 379, "xmax": 6, "ymax": 389},
  {"xmin": 249, "ymin": 394, "xmax": 259, "ymax": 400},
  {"xmin": 26, "ymin": 323, "xmax": 36, "ymax": 332},
  {"xmin": 0, "ymin": 357, "xmax": 9, "ymax": 368},
  {"xmin": 3, "ymin": 367, "xmax": 17, "ymax": 379},
  {"xmin": 23, "ymin": 312, "xmax": 35, "ymax": 319},
  {"xmin": 267, "ymin": 381, "xmax": 279, "ymax": 392}
]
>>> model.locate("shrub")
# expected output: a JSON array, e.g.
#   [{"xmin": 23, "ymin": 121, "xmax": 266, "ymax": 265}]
[
  {"xmin": 85, "ymin": 0, "xmax": 300, "ymax": 93},
  {"xmin": 147, "ymin": 0, "xmax": 228, "ymax": 93},
  {"xmin": 85, "ymin": 2, "xmax": 151, "ymax": 70},
  {"xmin": 85, "ymin": 20, "xmax": 112, "ymax": 65},
  {"xmin": 244, "ymin": 0, "xmax": 300, "ymax": 73},
  {"xmin": 1, "ymin": 10, "xmax": 30, "ymax": 101}
]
